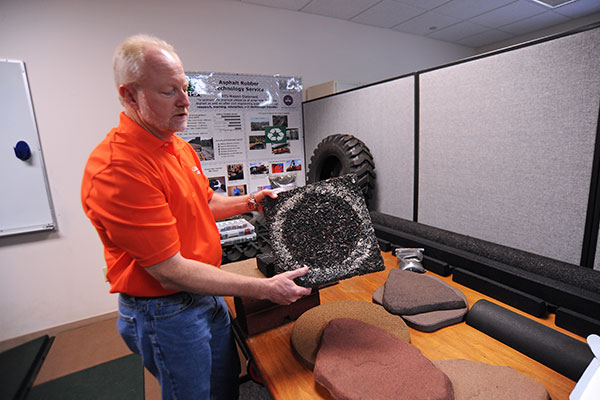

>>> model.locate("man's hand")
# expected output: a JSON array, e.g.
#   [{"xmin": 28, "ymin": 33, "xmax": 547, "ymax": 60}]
[
  {"xmin": 146, "ymin": 253, "xmax": 311, "ymax": 303},
  {"xmin": 253, "ymin": 189, "xmax": 278, "ymax": 212},
  {"xmin": 264, "ymin": 266, "xmax": 312, "ymax": 305}
]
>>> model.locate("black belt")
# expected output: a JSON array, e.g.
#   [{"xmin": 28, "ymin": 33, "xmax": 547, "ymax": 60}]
[{"xmin": 119, "ymin": 291, "xmax": 185, "ymax": 301}]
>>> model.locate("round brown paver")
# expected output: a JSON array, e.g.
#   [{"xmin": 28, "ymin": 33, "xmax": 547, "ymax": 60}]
[
  {"xmin": 314, "ymin": 318, "xmax": 454, "ymax": 400},
  {"xmin": 291, "ymin": 300, "xmax": 410, "ymax": 369},
  {"xmin": 433, "ymin": 359, "xmax": 549, "ymax": 400}
]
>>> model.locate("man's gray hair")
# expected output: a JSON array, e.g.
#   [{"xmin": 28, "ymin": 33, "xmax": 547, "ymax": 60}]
[{"xmin": 113, "ymin": 34, "xmax": 179, "ymax": 96}]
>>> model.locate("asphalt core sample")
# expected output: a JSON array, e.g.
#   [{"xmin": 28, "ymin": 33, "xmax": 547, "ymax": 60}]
[{"xmin": 263, "ymin": 174, "xmax": 385, "ymax": 287}]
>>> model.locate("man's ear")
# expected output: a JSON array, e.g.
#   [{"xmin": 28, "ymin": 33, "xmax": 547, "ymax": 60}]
[{"xmin": 119, "ymin": 84, "xmax": 138, "ymax": 109}]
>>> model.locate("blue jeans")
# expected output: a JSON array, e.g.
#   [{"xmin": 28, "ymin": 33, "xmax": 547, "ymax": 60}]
[{"xmin": 117, "ymin": 292, "xmax": 240, "ymax": 400}]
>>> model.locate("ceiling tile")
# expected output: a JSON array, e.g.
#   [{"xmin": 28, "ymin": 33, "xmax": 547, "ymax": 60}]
[
  {"xmin": 427, "ymin": 20, "xmax": 490, "ymax": 40},
  {"xmin": 552, "ymin": 0, "xmax": 600, "ymax": 18},
  {"xmin": 241, "ymin": 0, "xmax": 312, "ymax": 10},
  {"xmin": 238, "ymin": 0, "xmax": 599, "ymax": 49},
  {"xmin": 393, "ymin": 11, "xmax": 462, "ymax": 35},
  {"xmin": 351, "ymin": 0, "xmax": 426, "ymax": 28},
  {"xmin": 470, "ymin": 0, "xmax": 549, "ymax": 27},
  {"xmin": 301, "ymin": 0, "xmax": 381, "ymax": 20},
  {"xmin": 434, "ymin": 0, "xmax": 517, "ymax": 19},
  {"xmin": 456, "ymin": 29, "xmax": 513, "ymax": 47},
  {"xmin": 499, "ymin": 10, "xmax": 570, "ymax": 34}
]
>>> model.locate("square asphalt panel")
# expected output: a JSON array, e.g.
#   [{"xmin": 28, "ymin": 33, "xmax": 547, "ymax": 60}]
[{"xmin": 262, "ymin": 174, "xmax": 385, "ymax": 287}]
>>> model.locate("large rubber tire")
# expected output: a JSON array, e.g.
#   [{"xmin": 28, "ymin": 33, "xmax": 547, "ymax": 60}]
[{"xmin": 307, "ymin": 134, "xmax": 376, "ymax": 199}]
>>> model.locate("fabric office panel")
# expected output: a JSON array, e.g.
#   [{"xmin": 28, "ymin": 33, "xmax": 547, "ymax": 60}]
[
  {"xmin": 594, "ymin": 229, "xmax": 600, "ymax": 271},
  {"xmin": 303, "ymin": 76, "xmax": 415, "ymax": 219},
  {"xmin": 418, "ymin": 28, "xmax": 600, "ymax": 265}
]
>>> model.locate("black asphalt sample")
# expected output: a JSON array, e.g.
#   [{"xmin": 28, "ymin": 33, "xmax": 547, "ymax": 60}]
[{"xmin": 262, "ymin": 174, "xmax": 385, "ymax": 287}]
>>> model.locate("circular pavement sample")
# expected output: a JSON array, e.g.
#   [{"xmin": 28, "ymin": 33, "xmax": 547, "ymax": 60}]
[
  {"xmin": 263, "ymin": 174, "xmax": 385, "ymax": 287},
  {"xmin": 291, "ymin": 300, "xmax": 410, "ymax": 369}
]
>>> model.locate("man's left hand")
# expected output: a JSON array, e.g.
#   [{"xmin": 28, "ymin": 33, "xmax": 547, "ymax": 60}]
[{"xmin": 252, "ymin": 189, "xmax": 278, "ymax": 212}]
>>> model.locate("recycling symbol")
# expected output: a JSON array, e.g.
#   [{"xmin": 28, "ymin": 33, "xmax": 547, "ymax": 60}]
[
  {"xmin": 265, "ymin": 126, "xmax": 287, "ymax": 143},
  {"xmin": 268, "ymin": 127, "xmax": 284, "ymax": 141}
]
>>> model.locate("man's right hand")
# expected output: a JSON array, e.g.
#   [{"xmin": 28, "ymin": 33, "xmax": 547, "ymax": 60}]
[{"xmin": 265, "ymin": 266, "xmax": 312, "ymax": 305}]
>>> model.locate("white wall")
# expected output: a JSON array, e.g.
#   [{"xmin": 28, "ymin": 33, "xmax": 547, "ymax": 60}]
[{"xmin": 0, "ymin": 0, "xmax": 475, "ymax": 343}]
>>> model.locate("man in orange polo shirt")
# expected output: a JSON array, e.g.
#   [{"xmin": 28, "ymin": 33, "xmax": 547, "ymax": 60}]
[{"xmin": 81, "ymin": 34, "xmax": 310, "ymax": 400}]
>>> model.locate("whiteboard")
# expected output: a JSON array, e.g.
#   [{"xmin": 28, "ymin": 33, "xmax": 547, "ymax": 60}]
[{"xmin": 0, "ymin": 59, "xmax": 56, "ymax": 236}]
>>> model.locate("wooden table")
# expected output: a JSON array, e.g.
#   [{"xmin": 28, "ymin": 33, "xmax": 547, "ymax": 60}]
[{"xmin": 224, "ymin": 252, "xmax": 584, "ymax": 400}]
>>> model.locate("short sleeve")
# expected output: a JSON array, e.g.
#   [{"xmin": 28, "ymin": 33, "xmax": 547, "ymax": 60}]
[{"xmin": 84, "ymin": 164, "xmax": 180, "ymax": 266}]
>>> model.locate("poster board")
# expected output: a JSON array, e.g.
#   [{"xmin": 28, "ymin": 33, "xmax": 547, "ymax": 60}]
[
  {"xmin": 0, "ymin": 60, "xmax": 56, "ymax": 237},
  {"xmin": 178, "ymin": 72, "xmax": 305, "ymax": 196}
]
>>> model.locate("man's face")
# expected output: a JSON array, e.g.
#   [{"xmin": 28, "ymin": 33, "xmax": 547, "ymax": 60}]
[{"xmin": 130, "ymin": 48, "xmax": 190, "ymax": 140}]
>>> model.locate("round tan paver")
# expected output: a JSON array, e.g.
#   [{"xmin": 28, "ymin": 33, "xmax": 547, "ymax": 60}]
[
  {"xmin": 291, "ymin": 300, "xmax": 410, "ymax": 369},
  {"xmin": 433, "ymin": 359, "xmax": 549, "ymax": 400}
]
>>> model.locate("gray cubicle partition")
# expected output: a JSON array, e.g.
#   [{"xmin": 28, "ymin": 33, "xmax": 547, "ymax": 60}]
[
  {"xmin": 594, "ymin": 225, "xmax": 600, "ymax": 271},
  {"xmin": 303, "ymin": 24, "xmax": 600, "ymax": 270},
  {"xmin": 303, "ymin": 75, "xmax": 415, "ymax": 220},
  {"xmin": 418, "ymin": 27, "xmax": 600, "ymax": 266}
]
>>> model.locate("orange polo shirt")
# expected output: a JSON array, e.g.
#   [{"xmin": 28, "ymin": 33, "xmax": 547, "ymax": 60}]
[{"xmin": 81, "ymin": 112, "xmax": 222, "ymax": 296}]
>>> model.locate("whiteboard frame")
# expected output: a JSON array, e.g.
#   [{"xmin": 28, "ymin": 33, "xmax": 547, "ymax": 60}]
[{"xmin": 0, "ymin": 59, "xmax": 56, "ymax": 237}]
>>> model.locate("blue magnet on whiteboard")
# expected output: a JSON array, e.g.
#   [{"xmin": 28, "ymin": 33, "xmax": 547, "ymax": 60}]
[{"xmin": 14, "ymin": 141, "xmax": 32, "ymax": 161}]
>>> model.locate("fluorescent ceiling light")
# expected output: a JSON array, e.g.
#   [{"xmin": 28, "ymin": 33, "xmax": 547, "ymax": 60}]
[{"xmin": 530, "ymin": 0, "xmax": 578, "ymax": 8}]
